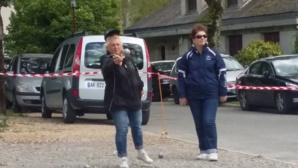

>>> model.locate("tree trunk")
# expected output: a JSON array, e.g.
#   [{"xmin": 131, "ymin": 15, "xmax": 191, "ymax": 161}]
[
  {"xmin": 0, "ymin": 7, "xmax": 6, "ymax": 115},
  {"xmin": 204, "ymin": 0, "xmax": 224, "ymax": 49},
  {"xmin": 122, "ymin": 0, "xmax": 131, "ymax": 28}
]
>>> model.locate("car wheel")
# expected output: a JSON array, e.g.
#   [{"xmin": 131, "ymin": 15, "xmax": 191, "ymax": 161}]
[
  {"xmin": 6, "ymin": 97, "xmax": 12, "ymax": 109},
  {"xmin": 41, "ymin": 95, "xmax": 52, "ymax": 118},
  {"xmin": 62, "ymin": 96, "xmax": 76, "ymax": 123},
  {"xmin": 275, "ymin": 92, "xmax": 292, "ymax": 114},
  {"xmin": 142, "ymin": 110, "xmax": 150, "ymax": 125},
  {"xmin": 152, "ymin": 88, "xmax": 160, "ymax": 102},
  {"xmin": 12, "ymin": 94, "xmax": 22, "ymax": 113},
  {"xmin": 172, "ymin": 86, "xmax": 179, "ymax": 105},
  {"xmin": 106, "ymin": 113, "xmax": 113, "ymax": 120},
  {"xmin": 239, "ymin": 91, "xmax": 253, "ymax": 111}
]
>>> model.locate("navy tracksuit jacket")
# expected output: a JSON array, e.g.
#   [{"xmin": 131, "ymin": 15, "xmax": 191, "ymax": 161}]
[{"xmin": 178, "ymin": 44, "xmax": 227, "ymax": 100}]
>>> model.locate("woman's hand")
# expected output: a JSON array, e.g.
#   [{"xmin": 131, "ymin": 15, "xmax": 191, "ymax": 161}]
[
  {"xmin": 113, "ymin": 55, "xmax": 124, "ymax": 65},
  {"xmin": 219, "ymin": 96, "xmax": 227, "ymax": 103},
  {"xmin": 179, "ymin": 97, "xmax": 188, "ymax": 106}
]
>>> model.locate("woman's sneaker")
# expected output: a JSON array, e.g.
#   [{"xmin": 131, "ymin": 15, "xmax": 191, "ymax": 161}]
[
  {"xmin": 196, "ymin": 153, "xmax": 209, "ymax": 160},
  {"xmin": 208, "ymin": 153, "xmax": 218, "ymax": 161},
  {"xmin": 137, "ymin": 149, "xmax": 153, "ymax": 163},
  {"xmin": 119, "ymin": 157, "xmax": 129, "ymax": 168}
]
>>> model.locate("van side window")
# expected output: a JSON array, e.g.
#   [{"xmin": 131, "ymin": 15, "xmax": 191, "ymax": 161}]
[
  {"xmin": 124, "ymin": 44, "xmax": 144, "ymax": 70},
  {"xmin": 59, "ymin": 45, "xmax": 69, "ymax": 70},
  {"xmin": 49, "ymin": 48, "xmax": 61, "ymax": 73},
  {"xmin": 64, "ymin": 44, "xmax": 76, "ymax": 68}
]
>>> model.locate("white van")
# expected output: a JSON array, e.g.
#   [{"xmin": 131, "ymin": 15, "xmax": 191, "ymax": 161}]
[{"xmin": 40, "ymin": 34, "xmax": 153, "ymax": 125}]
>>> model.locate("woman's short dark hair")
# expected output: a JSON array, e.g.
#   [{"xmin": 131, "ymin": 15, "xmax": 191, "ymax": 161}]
[{"xmin": 190, "ymin": 23, "xmax": 208, "ymax": 39}]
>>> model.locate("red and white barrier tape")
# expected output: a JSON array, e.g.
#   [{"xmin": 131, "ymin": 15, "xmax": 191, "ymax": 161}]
[{"xmin": 1, "ymin": 72, "xmax": 297, "ymax": 91}]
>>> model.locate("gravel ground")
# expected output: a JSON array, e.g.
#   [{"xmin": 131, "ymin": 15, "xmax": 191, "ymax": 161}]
[{"xmin": 0, "ymin": 113, "xmax": 297, "ymax": 168}]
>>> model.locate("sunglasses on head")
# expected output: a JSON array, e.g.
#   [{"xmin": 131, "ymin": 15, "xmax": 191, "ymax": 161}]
[{"xmin": 195, "ymin": 35, "xmax": 208, "ymax": 39}]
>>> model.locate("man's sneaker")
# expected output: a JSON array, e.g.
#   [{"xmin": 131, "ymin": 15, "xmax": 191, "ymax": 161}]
[
  {"xmin": 196, "ymin": 153, "xmax": 209, "ymax": 160},
  {"xmin": 208, "ymin": 153, "xmax": 218, "ymax": 161},
  {"xmin": 119, "ymin": 157, "xmax": 129, "ymax": 168},
  {"xmin": 137, "ymin": 149, "xmax": 153, "ymax": 163}
]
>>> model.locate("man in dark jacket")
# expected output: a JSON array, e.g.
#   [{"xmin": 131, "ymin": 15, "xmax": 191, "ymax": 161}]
[{"xmin": 101, "ymin": 30, "xmax": 153, "ymax": 168}]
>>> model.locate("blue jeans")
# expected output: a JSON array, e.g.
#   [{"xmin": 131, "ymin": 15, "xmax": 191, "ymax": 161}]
[
  {"xmin": 111, "ymin": 108, "xmax": 143, "ymax": 157},
  {"xmin": 188, "ymin": 99, "xmax": 218, "ymax": 154}
]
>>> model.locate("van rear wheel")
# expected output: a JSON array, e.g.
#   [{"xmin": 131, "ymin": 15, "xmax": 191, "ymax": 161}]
[{"xmin": 142, "ymin": 110, "xmax": 150, "ymax": 125}]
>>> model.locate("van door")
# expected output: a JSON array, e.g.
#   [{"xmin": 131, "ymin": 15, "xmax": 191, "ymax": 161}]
[{"xmin": 78, "ymin": 36, "xmax": 148, "ymax": 101}]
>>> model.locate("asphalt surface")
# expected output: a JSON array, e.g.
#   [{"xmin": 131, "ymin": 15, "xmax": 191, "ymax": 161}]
[{"xmin": 143, "ymin": 101, "xmax": 298, "ymax": 165}]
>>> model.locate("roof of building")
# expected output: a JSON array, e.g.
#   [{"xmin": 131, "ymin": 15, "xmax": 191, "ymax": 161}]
[{"xmin": 126, "ymin": 0, "xmax": 298, "ymax": 31}]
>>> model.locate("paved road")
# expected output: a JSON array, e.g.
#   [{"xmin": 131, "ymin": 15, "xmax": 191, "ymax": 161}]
[{"xmin": 144, "ymin": 102, "xmax": 298, "ymax": 165}]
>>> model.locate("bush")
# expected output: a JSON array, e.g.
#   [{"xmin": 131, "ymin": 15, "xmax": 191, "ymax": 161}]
[{"xmin": 235, "ymin": 40, "xmax": 283, "ymax": 66}]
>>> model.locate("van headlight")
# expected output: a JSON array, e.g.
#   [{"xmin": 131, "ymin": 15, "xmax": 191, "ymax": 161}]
[{"xmin": 16, "ymin": 84, "xmax": 34, "ymax": 92}]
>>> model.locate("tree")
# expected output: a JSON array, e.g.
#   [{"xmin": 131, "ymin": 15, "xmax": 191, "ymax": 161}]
[
  {"xmin": 204, "ymin": 0, "xmax": 224, "ymax": 49},
  {"xmin": 5, "ymin": 0, "xmax": 121, "ymax": 56},
  {"xmin": 0, "ymin": 0, "xmax": 12, "ymax": 115}
]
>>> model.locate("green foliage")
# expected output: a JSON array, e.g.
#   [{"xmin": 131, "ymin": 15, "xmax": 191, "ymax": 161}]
[
  {"xmin": 5, "ymin": 0, "xmax": 121, "ymax": 56},
  {"xmin": 235, "ymin": 40, "xmax": 283, "ymax": 66},
  {"xmin": 294, "ymin": 33, "xmax": 298, "ymax": 54}
]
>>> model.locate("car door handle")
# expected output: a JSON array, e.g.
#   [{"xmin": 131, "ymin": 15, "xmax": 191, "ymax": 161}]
[{"xmin": 51, "ymin": 77, "xmax": 57, "ymax": 80}]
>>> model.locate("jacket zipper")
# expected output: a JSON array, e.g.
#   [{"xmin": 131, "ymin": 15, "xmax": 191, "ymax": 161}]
[{"xmin": 109, "ymin": 69, "xmax": 116, "ymax": 111}]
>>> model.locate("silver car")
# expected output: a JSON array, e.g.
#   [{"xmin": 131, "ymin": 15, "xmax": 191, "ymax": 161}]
[
  {"xmin": 5, "ymin": 54, "xmax": 52, "ymax": 112},
  {"xmin": 169, "ymin": 54, "xmax": 244, "ymax": 104}
]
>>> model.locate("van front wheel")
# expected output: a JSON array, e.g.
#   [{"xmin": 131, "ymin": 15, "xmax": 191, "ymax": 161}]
[{"xmin": 63, "ymin": 96, "xmax": 76, "ymax": 123}]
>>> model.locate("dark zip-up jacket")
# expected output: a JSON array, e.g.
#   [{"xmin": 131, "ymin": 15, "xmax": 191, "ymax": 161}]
[
  {"xmin": 178, "ymin": 44, "xmax": 227, "ymax": 99},
  {"xmin": 101, "ymin": 55, "xmax": 143, "ymax": 112}
]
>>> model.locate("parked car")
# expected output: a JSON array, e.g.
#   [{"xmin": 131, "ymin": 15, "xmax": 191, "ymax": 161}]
[
  {"xmin": 4, "ymin": 56, "xmax": 12, "ymax": 70},
  {"xmin": 170, "ymin": 54, "xmax": 244, "ymax": 104},
  {"xmin": 5, "ymin": 54, "xmax": 52, "ymax": 112},
  {"xmin": 40, "ymin": 33, "xmax": 152, "ymax": 125},
  {"xmin": 151, "ymin": 60, "xmax": 175, "ymax": 101},
  {"xmin": 236, "ymin": 54, "xmax": 298, "ymax": 114}
]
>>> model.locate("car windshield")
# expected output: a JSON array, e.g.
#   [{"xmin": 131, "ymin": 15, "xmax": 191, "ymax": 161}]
[
  {"xmin": 223, "ymin": 57, "xmax": 244, "ymax": 71},
  {"xmin": 272, "ymin": 57, "xmax": 298, "ymax": 77},
  {"xmin": 20, "ymin": 57, "xmax": 52, "ymax": 74},
  {"xmin": 84, "ymin": 42, "xmax": 144, "ymax": 70},
  {"xmin": 152, "ymin": 62, "xmax": 175, "ymax": 71}
]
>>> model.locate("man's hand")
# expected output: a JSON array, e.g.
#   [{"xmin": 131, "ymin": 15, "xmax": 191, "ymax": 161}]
[
  {"xmin": 219, "ymin": 96, "xmax": 227, "ymax": 103},
  {"xmin": 179, "ymin": 97, "xmax": 188, "ymax": 106}
]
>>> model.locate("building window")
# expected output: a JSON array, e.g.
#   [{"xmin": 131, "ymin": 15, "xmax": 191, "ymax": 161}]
[
  {"xmin": 228, "ymin": 35, "xmax": 242, "ymax": 56},
  {"xmin": 264, "ymin": 32, "xmax": 280, "ymax": 43},
  {"xmin": 227, "ymin": 0, "xmax": 238, "ymax": 8},
  {"xmin": 187, "ymin": 0, "xmax": 197, "ymax": 12}
]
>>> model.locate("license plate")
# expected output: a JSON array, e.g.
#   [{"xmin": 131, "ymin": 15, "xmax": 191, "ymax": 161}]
[{"xmin": 85, "ymin": 81, "xmax": 105, "ymax": 88}]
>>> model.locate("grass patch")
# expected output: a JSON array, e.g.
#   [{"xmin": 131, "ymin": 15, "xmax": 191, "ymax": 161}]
[
  {"xmin": 0, "ymin": 109, "xmax": 29, "ymax": 132},
  {"xmin": 0, "ymin": 115, "xmax": 9, "ymax": 132},
  {"xmin": 228, "ymin": 100, "xmax": 240, "ymax": 105}
]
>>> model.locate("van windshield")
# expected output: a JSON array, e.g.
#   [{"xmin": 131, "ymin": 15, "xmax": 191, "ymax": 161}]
[{"xmin": 84, "ymin": 42, "xmax": 144, "ymax": 70}]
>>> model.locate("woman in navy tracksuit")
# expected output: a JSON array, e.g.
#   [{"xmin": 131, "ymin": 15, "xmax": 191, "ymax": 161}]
[{"xmin": 178, "ymin": 23, "xmax": 227, "ymax": 161}]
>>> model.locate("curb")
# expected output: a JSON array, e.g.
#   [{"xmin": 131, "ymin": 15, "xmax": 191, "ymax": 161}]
[
  {"xmin": 143, "ymin": 131, "xmax": 298, "ymax": 166},
  {"xmin": 163, "ymin": 98, "xmax": 241, "ymax": 108}
]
